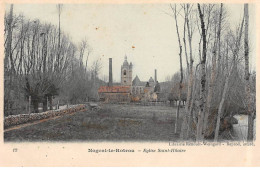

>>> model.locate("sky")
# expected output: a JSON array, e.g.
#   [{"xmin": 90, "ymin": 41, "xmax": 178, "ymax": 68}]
[{"xmin": 6, "ymin": 3, "xmax": 256, "ymax": 82}]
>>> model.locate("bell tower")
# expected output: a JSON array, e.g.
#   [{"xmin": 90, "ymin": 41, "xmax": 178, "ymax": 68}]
[{"xmin": 121, "ymin": 55, "xmax": 132, "ymax": 86}]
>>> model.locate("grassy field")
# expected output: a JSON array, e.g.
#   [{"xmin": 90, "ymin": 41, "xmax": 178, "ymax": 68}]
[{"xmin": 4, "ymin": 104, "xmax": 184, "ymax": 142}]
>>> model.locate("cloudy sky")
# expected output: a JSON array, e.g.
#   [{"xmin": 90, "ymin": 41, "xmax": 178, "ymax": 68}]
[{"xmin": 7, "ymin": 3, "xmax": 256, "ymax": 82}]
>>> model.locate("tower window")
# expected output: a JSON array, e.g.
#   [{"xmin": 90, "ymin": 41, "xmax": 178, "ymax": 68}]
[{"xmin": 124, "ymin": 70, "xmax": 126, "ymax": 75}]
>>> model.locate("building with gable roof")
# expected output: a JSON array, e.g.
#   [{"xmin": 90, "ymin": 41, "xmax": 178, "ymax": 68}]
[{"xmin": 98, "ymin": 55, "xmax": 160, "ymax": 103}]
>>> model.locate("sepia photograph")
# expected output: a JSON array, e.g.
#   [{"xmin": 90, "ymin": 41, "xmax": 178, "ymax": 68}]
[
  {"xmin": 3, "ymin": 2, "xmax": 256, "ymax": 142},
  {"xmin": 0, "ymin": 0, "xmax": 259, "ymax": 167}
]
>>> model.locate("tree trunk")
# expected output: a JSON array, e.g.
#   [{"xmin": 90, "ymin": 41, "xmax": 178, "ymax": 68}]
[
  {"xmin": 204, "ymin": 3, "xmax": 223, "ymax": 137},
  {"xmin": 171, "ymin": 4, "xmax": 183, "ymax": 134},
  {"xmin": 42, "ymin": 34, "xmax": 47, "ymax": 74},
  {"xmin": 32, "ymin": 99, "xmax": 39, "ymax": 113},
  {"xmin": 214, "ymin": 65, "xmax": 233, "ymax": 141},
  {"xmin": 247, "ymin": 112, "xmax": 254, "ymax": 140},
  {"xmin": 187, "ymin": 64, "xmax": 200, "ymax": 138},
  {"xmin": 244, "ymin": 4, "xmax": 254, "ymax": 141},
  {"xmin": 43, "ymin": 96, "xmax": 47, "ymax": 112},
  {"xmin": 56, "ymin": 4, "xmax": 63, "ymax": 72},
  {"xmin": 5, "ymin": 4, "xmax": 14, "ymax": 74},
  {"xmin": 183, "ymin": 9, "xmax": 189, "ymax": 74},
  {"xmin": 175, "ymin": 98, "xmax": 181, "ymax": 133},
  {"xmin": 186, "ymin": 3, "xmax": 194, "ymax": 109},
  {"xmin": 4, "ymin": 5, "xmax": 14, "ymax": 116},
  {"xmin": 49, "ymin": 96, "xmax": 53, "ymax": 110},
  {"xmin": 196, "ymin": 4, "xmax": 207, "ymax": 141},
  {"xmin": 183, "ymin": 4, "xmax": 194, "ymax": 140},
  {"xmin": 58, "ymin": 5, "xmax": 61, "ymax": 71}
]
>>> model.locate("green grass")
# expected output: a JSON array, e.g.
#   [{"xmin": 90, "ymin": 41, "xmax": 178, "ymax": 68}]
[{"xmin": 4, "ymin": 104, "xmax": 185, "ymax": 142}]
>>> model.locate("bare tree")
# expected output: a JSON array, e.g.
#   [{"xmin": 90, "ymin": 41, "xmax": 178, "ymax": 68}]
[
  {"xmin": 244, "ymin": 4, "xmax": 254, "ymax": 141},
  {"xmin": 196, "ymin": 3, "xmax": 207, "ymax": 141},
  {"xmin": 79, "ymin": 39, "xmax": 87, "ymax": 67},
  {"xmin": 5, "ymin": 4, "xmax": 14, "ymax": 75},
  {"xmin": 214, "ymin": 16, "xmax": 244, "ymax": 141},
  {"xmin": 203, "ymin": 3, "xmax": 223, "ymax": 137},
  {"xmin": 91, "ymin": 59, "xmax": 102, "ymax": 99},
  {"xmin": 56, "ymin": 4, "xmax": 63, "ymax": 71},
  {"xmin": 181, "ymin": 4, "xmax": 196, "ymax": 139},
  {"xmin": 170, "ymin": 4, "xmax": 184, "ymax": 134},
  {"xmin": 79, "ymin": 38, "xmax": 92, "ymax": 70},
  {"xmin": 167, "ymin": 3, "xmax": 255, "ymax": 141}
]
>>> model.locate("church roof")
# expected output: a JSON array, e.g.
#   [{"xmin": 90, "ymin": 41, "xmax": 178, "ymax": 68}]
[
  {"xmin": 149, "ymin": 77, "xmax": 154, "ymax": 82},
  {"xmin": 129, "ymin": 62, "xmax": 133, "ymax": 68},
  {"xmin": 132, "ymin": 75, "xmax": 141, "ymax": 86},
  {"xmin": 123, "ymin": 56, "xmax": 129, "ymax": 66},
  {"xmin": 132, "ymin": 75, "xmax": 147, "ymax": 86}
]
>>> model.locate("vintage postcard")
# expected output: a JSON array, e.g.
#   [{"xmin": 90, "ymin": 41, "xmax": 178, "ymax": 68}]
[{"xmin": 0, "ymin": 0, "xmax": 259, "ymax": 167}]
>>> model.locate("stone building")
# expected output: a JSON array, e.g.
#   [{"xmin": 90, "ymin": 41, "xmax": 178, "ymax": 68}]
[
  {"xmin": 98, "ymin": 86, "xmax": 131, "ymax": 103},
  {"xmin": 98, "ymin": 57, "xmax": 132, "ymax": 103},
  {"xmin": 121, "ymin": 56, "xmax": 132, "ymax": 86},
  {"xmin": 148, "ymin": 77, "xmax": 155, "ymax": 87},
  {"xmin": 131, "ymin": 70, "xmax": 161, "ymax": 102},
  {"xmin": 98, "ymin": 56, "xmax": 161, "ymax": 103},
  {"xmin": 132, "ymin": 75, "xmax": 145, "ymax": 95}
]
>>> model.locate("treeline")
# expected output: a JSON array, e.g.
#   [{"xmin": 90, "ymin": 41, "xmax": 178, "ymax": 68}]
[
  {"xmin": 4, "ymin": 5, "xmax": 104, "ymax": 116},
  {"xmin": 168, "ymin": 4, "xmax": 256, "ymax": 141}
]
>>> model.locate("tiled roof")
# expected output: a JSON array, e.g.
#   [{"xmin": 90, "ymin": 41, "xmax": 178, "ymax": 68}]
[
  {"xmin": 132, "ymin": 75, "xmax": 141, "ymax": 86},
  {"xmin": 98, "ymin": 86, "xmax": 131, "ymax": 93}
]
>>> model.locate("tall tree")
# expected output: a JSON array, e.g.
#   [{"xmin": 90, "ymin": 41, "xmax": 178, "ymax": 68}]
[
  {"xmin": 170, "ymin": 4, "xmax": 184, "ymax": 134},
  {"xmin": 182, "ymin": 4, "xmax": 195, "ymax": 139},
  {"xmin": 214, "ymin": 16, "xmax": 244, "ymax": 141},
  {"xmin": 196, "ymin": 3, "xmax": 207, "ymax": 141},
  {"xmin": 203, "ymin": 3, "xmax": 223, "ymax": 137},
  {"xmin": 56, "ymin": 4, "xmax": 63, "ymax": 72},
  {"xmin": 244, "ymin": 4, "xmax": 254, "ymax": 141},
  {"xmin": 5, "ymin": 4, "xmax": 14, "ymax": 75}
]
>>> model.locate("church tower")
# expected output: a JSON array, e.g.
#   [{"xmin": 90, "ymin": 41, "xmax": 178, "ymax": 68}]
[{"xmin": 121, "ymin": 55, "xmax": 132, "ymax": 86}]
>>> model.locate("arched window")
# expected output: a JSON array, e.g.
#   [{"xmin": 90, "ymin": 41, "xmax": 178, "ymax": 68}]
[{"xmin": 124, "ymin": 70, "xmax": 126, "ymax": 75}]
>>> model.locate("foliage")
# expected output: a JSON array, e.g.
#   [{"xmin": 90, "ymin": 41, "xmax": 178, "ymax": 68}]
[{"xmin": 4, "ymin": 7, "xmax": 103, "ymax": 115}]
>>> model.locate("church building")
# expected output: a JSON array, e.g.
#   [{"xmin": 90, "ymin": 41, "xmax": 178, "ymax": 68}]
[
  {"xmin": 121, "ymin": 56, "xmax": 133, "ymax": 86},
  {"xmin": 98, "ymin": 55, "xmax": 160, "ymax": 103}
]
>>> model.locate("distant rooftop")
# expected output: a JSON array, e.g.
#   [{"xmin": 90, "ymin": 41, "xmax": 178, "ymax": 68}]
[{"xmin": 98, "ymin": 86, "xmax": 131, "ymax": 93}]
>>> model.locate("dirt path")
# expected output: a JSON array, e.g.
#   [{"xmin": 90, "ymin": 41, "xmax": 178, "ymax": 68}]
[{"xmin": 4, "ymin": 109, "xmax": 87, "ymax": 133}]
